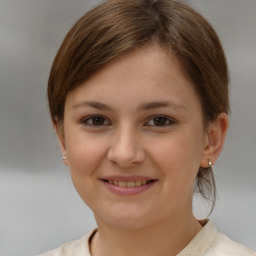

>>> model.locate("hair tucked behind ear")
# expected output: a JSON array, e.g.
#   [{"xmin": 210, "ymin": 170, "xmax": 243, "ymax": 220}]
[{"xmin": 195, "ymin": 166, "xmax": 217, "ymax": 215}]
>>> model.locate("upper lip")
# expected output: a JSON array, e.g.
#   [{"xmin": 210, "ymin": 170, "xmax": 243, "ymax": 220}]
[{"xmin": 100, "ymin": 175, "xmax": 156, "ymax": 182}]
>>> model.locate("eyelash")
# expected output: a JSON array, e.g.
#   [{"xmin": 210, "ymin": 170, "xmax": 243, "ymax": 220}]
[
  {"xmin": 146, "ymin": 115, "xmax": 176, "ymax": 127},
  {"xmin": 80, "ymin": 115, "xmax": 176, "ymax": 127},
  {"xmin": 81, "ymin": 115, "xmax": 110, "ymax": 126}
]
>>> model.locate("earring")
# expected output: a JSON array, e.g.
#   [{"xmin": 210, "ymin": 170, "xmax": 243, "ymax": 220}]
[
  {"xmin": 208, "ymin": 160, "xmax": 212, "ymax": 168},
  {"xmin": 62, "ymin": 152, "xmax": 67, "ymax": 160}
]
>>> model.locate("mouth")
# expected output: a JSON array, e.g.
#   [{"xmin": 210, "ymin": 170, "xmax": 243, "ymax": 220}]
[
  {"xmin": 100, "ymin": 176, "xmax": 157, "ymax": 196},
  {"xmin": 102, "ymin": 179, "xmax": 154, "ymax": 187}
]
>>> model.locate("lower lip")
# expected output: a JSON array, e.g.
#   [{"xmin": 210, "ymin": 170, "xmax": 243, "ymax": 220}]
[{"xmin": 102, "ymin": 180, "xmax": 157, "ymax": 196}]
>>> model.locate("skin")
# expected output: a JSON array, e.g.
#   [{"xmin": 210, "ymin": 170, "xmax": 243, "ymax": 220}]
[{"xmin": 57, "ymin": 45, "xmax": 228, "ymax": 256}]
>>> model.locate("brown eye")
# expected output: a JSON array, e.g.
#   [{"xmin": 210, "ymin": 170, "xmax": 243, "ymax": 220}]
[
  {"xmin": 82, "ymin": 116, "xmax": 109, "ymax": 126},
  {"xmin": 154, "ymin": 117, "xmax": 168, "ymax": 126},
  {"xmin": 146, "ymin": 116, "xmax": 175, "ymax": 127}
]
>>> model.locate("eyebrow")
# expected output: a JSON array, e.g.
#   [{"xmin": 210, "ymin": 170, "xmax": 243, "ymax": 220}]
[
  {"xmin": 139, "ymin": 101, "xmax": 186, "ymax": 111},
  {"xmin": 73, "ymin": 101, "xmax": 112, "ymax": 110},
  {"xmin": 72, "ymin": 101, "xmax": 186, "ymax": 111}
]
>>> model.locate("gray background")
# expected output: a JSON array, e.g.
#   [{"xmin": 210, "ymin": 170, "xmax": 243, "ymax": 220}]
[{"xmin": 0, "ymin": 0, "xmax": 255, "ymax": 255}]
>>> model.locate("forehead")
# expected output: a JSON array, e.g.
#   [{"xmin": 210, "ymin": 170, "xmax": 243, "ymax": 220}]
[{"xmin": 65, "ymin": 45, "xmax": 201, "ymax": 114}]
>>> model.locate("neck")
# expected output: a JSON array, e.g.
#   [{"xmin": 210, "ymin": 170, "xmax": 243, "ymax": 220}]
[{"xmin": 90, "ymin": 212, "xmax": 202, "ymax": 256}]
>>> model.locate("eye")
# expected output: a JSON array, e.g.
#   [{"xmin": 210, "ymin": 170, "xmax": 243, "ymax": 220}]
[
  {"xmin": 146, "ymin": 116, "xmax": 175, "ymax": 127},
  {"xmin": 81, "ymin": 115, "xmax": 110, "ymax": 126}
]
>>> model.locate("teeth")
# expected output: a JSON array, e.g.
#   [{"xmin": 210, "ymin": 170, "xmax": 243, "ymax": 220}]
[
  {"xmin": 119, "ymin": 182, "xmax": 126, "ymax": 187},
  {"xmin": 135, "ymin": 180, "xmax": 142, "ymax": 187},
  {"xmin": 127, "ymin": 181, "xmax": 135, "ymax": 187},
  {"xmin": 106, "ymin": 180, "xmax": 151, "ymax": 187}
]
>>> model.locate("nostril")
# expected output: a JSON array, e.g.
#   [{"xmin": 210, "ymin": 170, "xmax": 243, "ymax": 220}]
[
  {"xmin": 107, "ymin": 150, "xmax": 143, "ymax": 167},
  {"xmin": 106, "ymin": 134, "xmax": 146, "ymax": 167}
]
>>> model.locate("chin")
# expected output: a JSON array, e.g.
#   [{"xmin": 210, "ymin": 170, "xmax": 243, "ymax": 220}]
[{"xmin": 94, "ymin": 205, "xmax": 155, "ymax": 230}]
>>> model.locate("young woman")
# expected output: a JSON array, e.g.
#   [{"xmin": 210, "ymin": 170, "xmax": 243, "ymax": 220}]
[{"xmin": 40, "ymin": 0, "xmax": 255, "ymax": 255}]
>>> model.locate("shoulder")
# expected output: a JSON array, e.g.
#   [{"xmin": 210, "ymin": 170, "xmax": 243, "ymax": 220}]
[
  {"xmin": 178, "ymin": 219, "xmax": 255, "ymax": 256},
  {"xmin": 37, "ymin": 230, "xmax": 97, "ymax": 256},
  {"xmin": 38, "ymin": 239, "xmax": 79, "ymax": 256},
  {"xmin": 211, "ymin": 231, "xmax": 256, "ymax": 256}
]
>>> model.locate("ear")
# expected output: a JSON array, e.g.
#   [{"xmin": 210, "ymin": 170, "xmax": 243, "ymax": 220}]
[
  {"xmin": 53, "ymin": 121, "xmax": 69, "ymax": 166},
  {"xmin": 200, "ymin": 113, "xmax": 229, "ymax": 168}
]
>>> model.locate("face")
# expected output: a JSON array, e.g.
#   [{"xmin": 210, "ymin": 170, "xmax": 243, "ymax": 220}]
[{"xmin": 61, "ymin": 45, "xmax": 209, "ymax": 230}]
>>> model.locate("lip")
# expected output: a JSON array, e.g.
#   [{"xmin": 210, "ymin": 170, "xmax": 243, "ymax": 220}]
[
  {"xmin": 100, "ymin": 175, "xmax": 157, "ymax": 196},
  {"xmin": 101, "ymin": 175, "xmax": 155, "ymax": 182}
]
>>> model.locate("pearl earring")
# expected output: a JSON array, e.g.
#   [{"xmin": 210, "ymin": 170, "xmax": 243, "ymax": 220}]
[{"xmin": 62, "ymin": 152, "xmax": 67, "ymax": 160}]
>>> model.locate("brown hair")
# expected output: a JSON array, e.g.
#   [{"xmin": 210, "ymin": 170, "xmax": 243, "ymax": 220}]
[{"xmin": 48, "ymin": 0, "xmax": 229, "ymax": 212}]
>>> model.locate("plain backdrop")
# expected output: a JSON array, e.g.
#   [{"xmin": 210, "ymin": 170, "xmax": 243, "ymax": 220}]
[{"xmin": 0, "ymin": 0, "xmax": 255, "ymax": 255}]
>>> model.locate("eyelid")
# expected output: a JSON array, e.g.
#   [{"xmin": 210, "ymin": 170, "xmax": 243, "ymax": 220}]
[
  {"xmin": 80, "ymin": 115, "xmax": 111, "ymax": 126},
  {"xmin": 144, "ymin": 115, "xmax": 176, "ymax": 127},
  {"xmin": 79, "ymin": 114, "xmax": 176, "ymax": 127}
]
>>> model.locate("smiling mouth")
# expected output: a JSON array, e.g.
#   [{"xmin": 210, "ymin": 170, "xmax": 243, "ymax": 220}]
[{"xmin": 103, "ymin": 179, "xmax": 154, "ymax": 187}]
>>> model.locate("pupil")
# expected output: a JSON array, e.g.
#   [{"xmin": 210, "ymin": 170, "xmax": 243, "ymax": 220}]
[
  {"xmin": 154, "ymin": 117, "xmax": 166, "ymax": 126},
  {"xmin": 92, "ymin": 117, "xmax": 104, "ymax": 125}
]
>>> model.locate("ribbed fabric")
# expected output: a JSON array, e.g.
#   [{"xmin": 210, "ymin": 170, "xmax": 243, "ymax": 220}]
[
  {"xmin": 38, "ymin": 230, "xmax": 96, "ymax": 256},
  {"xmin": 38, "ymin": 220, "xmax": 255, "ymax": 256},
  {"xmin": 178, "ymin": 220, "xmax": 256, "ymax": 256}
]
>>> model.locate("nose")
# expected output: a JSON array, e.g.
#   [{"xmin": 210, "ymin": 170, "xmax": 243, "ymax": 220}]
[{"xmin": 107, "ymin": 126, "xmax": 145, "ymax": 168}]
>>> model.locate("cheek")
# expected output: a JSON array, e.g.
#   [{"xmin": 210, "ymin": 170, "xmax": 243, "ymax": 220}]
[
  {"xmin": 65, "ymin": 131, "xmax": 107, "ymax": 177},
  {"xmin": 151, "ymin": 132, "xmax": 203, "ymax": 164},
  {"xmin": 149, "ymin": 130, "xmax": 204, "ymax": 184},
  {"xmin": 64, "ymin": 132, "xmax": 107, "ymax": 207}
]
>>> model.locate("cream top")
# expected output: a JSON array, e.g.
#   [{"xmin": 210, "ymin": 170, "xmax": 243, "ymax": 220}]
[{"xmin": 38, "ymin": 220, "xmax": 255, "ymax": 256}]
